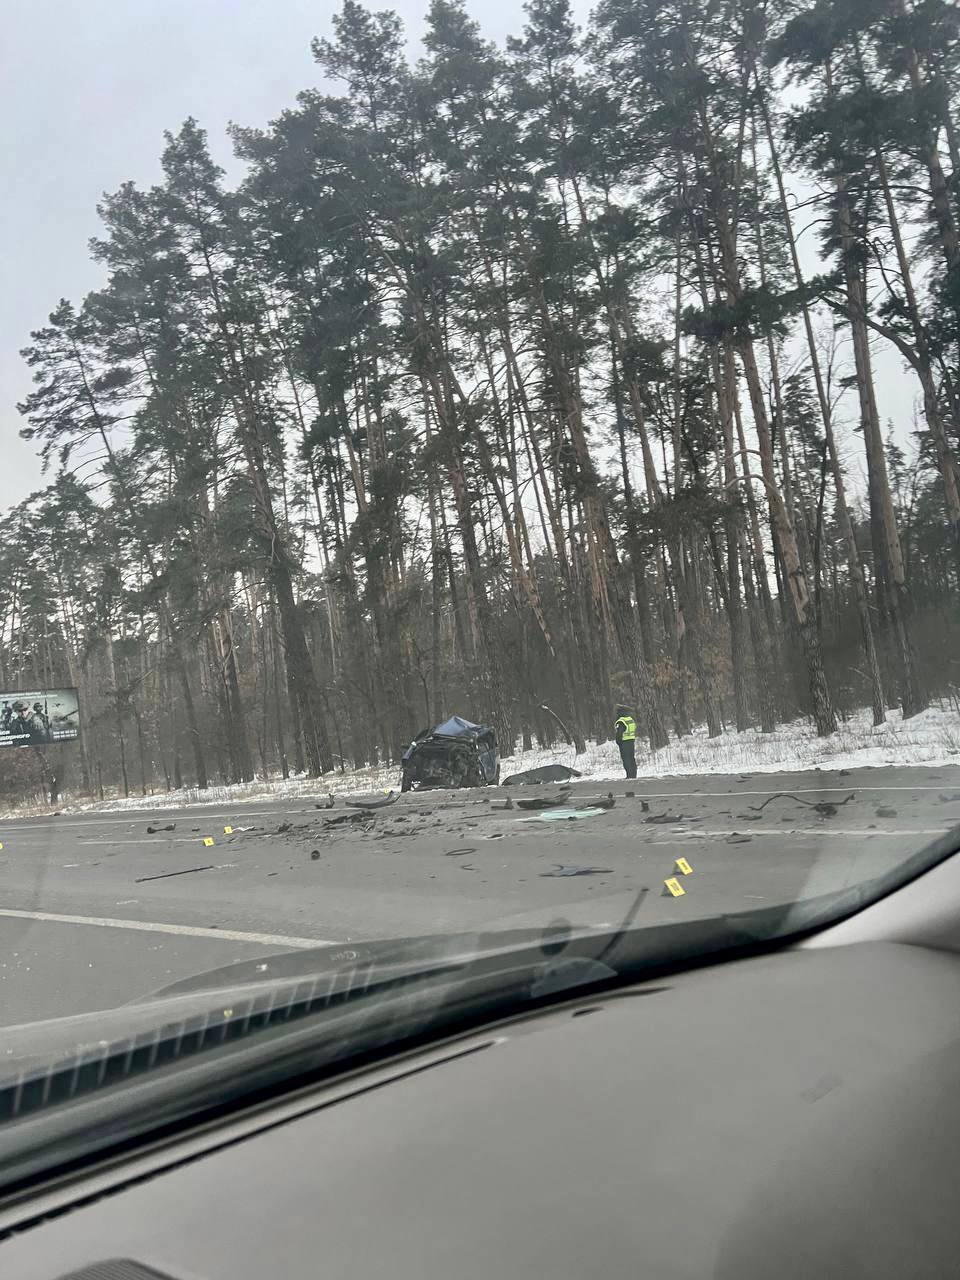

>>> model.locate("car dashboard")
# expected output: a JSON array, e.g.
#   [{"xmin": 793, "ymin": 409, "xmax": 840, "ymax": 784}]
[{"xmin": 2, "ymin": 933, "xmax": 959, "ymax": 1280}]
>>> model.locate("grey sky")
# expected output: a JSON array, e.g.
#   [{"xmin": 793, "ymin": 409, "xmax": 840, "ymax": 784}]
[
  {"xmin": 2, "ymin": 0, "xmax": 918, "ymax": 510},
  {"xmin": 2, "ymin": 0, "xmax": 551, "ymax": 504}
]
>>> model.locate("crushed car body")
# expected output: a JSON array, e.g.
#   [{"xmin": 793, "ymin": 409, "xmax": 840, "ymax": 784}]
[{"xmin": 400, "ymin": 716, "xmax": 499, "ymax": 791}]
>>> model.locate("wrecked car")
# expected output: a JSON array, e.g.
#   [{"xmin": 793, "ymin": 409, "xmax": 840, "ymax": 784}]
[{"xmin": 400, "ymin": 716, "xmax": 499, "ymax": 792}]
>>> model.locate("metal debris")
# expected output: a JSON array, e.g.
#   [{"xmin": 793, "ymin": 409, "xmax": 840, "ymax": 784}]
[
  {"xmin": 876, "ymin": 806, "xmax": 898, "ymax": 818},
  {"xmin": 540, "ymin": 865, "xmax": 614, "ymax": 878},
  {"xmin": 135, "ymin": 864, "xmax": 214, "ymax": 883},
  {"xmin": 323, "ymin": 811, "xmax": 373, "ymax": 828},
  {"xmin": 501, "ymin": 764, "xmax": 583, "ymax": 786},
  {"xmin": 516, "ymin": 790, "xmax": 571, "ymax": 810},
  {"xmin": 750, "ymin": 792, "xmax": 855, "ymax": 816},
  {"xmin": 346, "ymin": 791, "xmax": 398, "ymax": 810}
]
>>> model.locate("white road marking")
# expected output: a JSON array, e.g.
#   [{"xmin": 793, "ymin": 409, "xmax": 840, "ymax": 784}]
[
  {"xmin": 0, "ymin": 908, "xmax": 333, "ymax": 950},
  {"xmin": 0, "ymin": 810, "xmax": 285, "ymax": 833},
  {"xmin": 646, "ymin": 827, "xmax": 950, "ymax": 839},
  {"xmin": 637, "ymin": 785, "xmax": 959, "ymax": 799},
  {"xmin": 77, "ymin": 838, "xmax": 201, "ymax": 846}
]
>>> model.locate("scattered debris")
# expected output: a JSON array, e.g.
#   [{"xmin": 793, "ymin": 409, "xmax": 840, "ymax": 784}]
[
  {"xmin": 519, "ymin": 807, "xmax": 607, "ymax": 823},
  {"xmin": 135, "ymin": 864, "xmax": 214, "ymax": 883},
  {"xmin": 590, "ymin": 793, "xmax": 616, "ymax": 811},
  {"xmin": 736, "ymin": 813, "xmax": 764, "ymax": 822},
  {"xmin": 750, "ymin": 792, "xmax": 855, "ymax": 818},
  {"xmin": 726, "ymin": 834, "xmax": 752, "ymax": 844},
  {"xmin": 501, "ymin": 764, "xmax": 583, "ymax": 786},
  {"xmin": 346, "ymin": 791, "xmax": 398, "ymax": 810},
  {"xmin": 484, "ymin": 833, "xmax": 505, "ymax": 840},
  {"xmin": 276, "ymin": 822, "xmax": 292, "ymax": 834},
  {"xmin": 310, "ymin": 849, "xmax": 322, "ymax": 861},
  {"xmin": 516, "ymin": 791, "xmax": 571, "ymax": 811},
  {"xmin": 492, "ymin": 798, "xmax": 514, "ymax": 811},
  {"xmin": 540, "ymin": 864, "xmax": 614, "ymax": 877},
  {"xmin": 639, "ymin": 799, "xmax": 650, "ymax": 812},
  {"xmin": 315, "ymin": 795, "xmax": 335, "ymax": 810},
  {"xmin": 939, "ymin": 793, "xmax": 960, "ymax": 803},
  {"xmin": 839, "ymin": 769, "xmax": 851, "ymax": 777},
  {"xmin": 645, "ymin": 812, "xmax": 685, "ymax": 825},
  {"xmin": 445, "ymin": 847, "xmax": 476, "ymax": 856},
  {"xmin": 146, "ymin": 824, "xmax": 176, "ymax": 834},
  {"xmin": 876, "ymin": 806, "xmax": 898, "ymax": 818},
  {"xmin": 322, "ymin": 811, "xmax": 372, "ymax": 828}
]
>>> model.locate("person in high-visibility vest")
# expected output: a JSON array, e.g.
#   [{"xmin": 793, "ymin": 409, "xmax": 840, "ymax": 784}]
[{"xmin": 614, "ymin": 706, "xmax": 638, "ymax": 779}]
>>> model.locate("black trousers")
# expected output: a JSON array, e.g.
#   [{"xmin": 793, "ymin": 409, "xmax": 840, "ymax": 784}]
[{"xmin": 618, "ymin": 739, "xmax": 637, "ymax": 779}]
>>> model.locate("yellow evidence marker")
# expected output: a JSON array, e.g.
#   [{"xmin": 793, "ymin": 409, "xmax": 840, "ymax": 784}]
[
  {"xmin": 202, "ymin": 836, "xmax": 215, "ymax": 847},
  {"xmin": 675, "ymin": 856, "xmax": 693, "ymax": 876},
  {"xmin": 663, "ymin": 877, "xmax": 685, "ymax": 898},
  {"xmin": 223, "ymin": 825, "xmax": 234, "ymax": 835}
]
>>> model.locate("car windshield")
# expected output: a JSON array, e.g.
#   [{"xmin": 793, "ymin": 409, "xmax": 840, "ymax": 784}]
[{"xmin": 1, "ymin": 0, "xmax": 959, "ymax": 1179}]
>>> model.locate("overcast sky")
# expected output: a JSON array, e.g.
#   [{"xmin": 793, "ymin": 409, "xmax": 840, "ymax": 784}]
[{"xmin": 2, "ymin": 0, "xmax": 916, "ymax": 509}]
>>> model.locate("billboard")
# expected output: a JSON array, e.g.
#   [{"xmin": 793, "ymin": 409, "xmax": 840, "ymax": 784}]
[{"xmin": 0, "ymin": 689, "xmax": 80, "ymax": 749}]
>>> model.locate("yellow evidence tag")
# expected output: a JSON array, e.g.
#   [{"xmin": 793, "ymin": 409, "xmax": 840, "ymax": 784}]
[
  {"xmin": 675, "ymin": 857, "xmax": 693, "ymax": 875},
  {"xmin": 664, "ymin": 877, "xmax": 685, "ymax": 897},
  {"xmin": 202, "ymin": 837, "xmax": 215, "ymax": 847},
  {"xmin": 223, "ymin": 826, "xmax": 233, "ymax": 835}
]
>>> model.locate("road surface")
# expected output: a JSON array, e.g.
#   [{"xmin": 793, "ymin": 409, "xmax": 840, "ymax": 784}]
[{"xmin": 1, "ymin": 765, "xmax": 958, "ymax": 1026}]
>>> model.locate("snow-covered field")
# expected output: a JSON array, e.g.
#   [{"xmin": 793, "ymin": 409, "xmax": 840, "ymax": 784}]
[{"xmin": 4, "ymin": 702, "xmax": 958, "ymax": 819}]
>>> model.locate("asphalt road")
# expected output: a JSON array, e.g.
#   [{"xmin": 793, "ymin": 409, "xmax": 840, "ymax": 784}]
[{"xmin": 1, "ymin": 764, "xmax": 959, "ymax": 1027}]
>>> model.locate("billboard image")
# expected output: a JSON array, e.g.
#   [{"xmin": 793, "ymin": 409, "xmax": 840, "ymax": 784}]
[{"xmin": 0, "ymin": 689, "xmax": 80, "ymax": 749}]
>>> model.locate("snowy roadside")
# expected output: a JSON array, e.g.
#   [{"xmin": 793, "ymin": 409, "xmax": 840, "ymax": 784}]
[{"xmin": 3, "ymin": 703, "xmax": 959, "ymax": 819}]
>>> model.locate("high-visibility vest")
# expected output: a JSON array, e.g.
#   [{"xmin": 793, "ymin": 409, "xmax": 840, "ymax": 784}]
[{"xmin": 615, "ymin": 715, "xmax": 637, "ymax": 742}]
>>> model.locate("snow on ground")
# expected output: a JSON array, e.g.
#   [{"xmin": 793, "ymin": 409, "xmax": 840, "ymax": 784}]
[{"xmin": 4, "ymin": 703, "xmax": 960, "ymax": 818}]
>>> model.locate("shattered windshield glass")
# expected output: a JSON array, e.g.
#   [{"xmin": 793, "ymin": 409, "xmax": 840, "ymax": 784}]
[{"xmin": 0, "ymin": 0, "xmax": 958, "ymax": 1137}]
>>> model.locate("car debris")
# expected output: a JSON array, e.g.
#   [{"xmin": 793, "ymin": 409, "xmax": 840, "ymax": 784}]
[
  {"xmin": 501, "ymin": 764, "xmax": 583, "ymax": 786},
  {"xmin": 146, "ymin": 824, "xmax": 176, "ymax": 833},
  {"xmin": 400, "ymin": 716, "xmax": 499, "ymax": 792},
  {"xmin": 314, "ymin": 795, "xmax": 335, "ymax": 810},
  {"xmin": 515, "ymin": 790, "xmax": 571, "ymax": 810},
  {"xmin": 749, "ymin": 792, "xmax": 855, "ymax": 817},
  {"xmin": 520, "ymin": 807, "xmax": 608, "ymax": 822},
  {"xmin": 135, "ymin": 864, "xmax": 214, "ymax": 883},
  {"xmin": 540, "ymin": 864, "xmax": 614, "ymax": 877},
  {"xmin": 346, "ymin": 791, "xmax": 398, "ymax": 810},
  {"xmin": 323, "ymin": 811, "xmax": 374, "ymax": 828}
]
